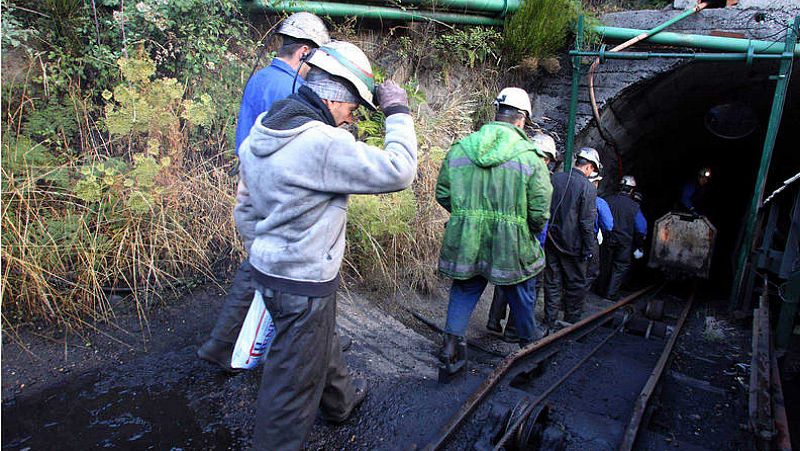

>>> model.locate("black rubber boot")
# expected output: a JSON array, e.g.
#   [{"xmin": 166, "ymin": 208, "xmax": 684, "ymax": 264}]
[
  {"xmin": 502, "ymin": 323, "xmax": 520, "ymax": 343},
  {"xmin": 197, "ymin": 339, "xmax": 241, "ymax": 374},
  {"xmin": 438, "ymin": 333, "xmax": 467, "ymax": 383},
  {"xmin": 486, "ymin": 290, "xmax": 506, "ymax": 335}
]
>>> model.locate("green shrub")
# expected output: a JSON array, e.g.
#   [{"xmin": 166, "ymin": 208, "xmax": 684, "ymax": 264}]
[{"xmin": 503, "ymin": 0, "xmax": 582, "ymax": 61}]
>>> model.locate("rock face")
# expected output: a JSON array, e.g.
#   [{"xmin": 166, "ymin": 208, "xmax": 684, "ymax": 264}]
[{"xmin": 531, "ymin": 6, "xmax": 800, "ymax": 186}]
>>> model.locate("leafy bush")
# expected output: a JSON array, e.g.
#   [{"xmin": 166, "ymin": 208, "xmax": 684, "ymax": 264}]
[
  {"xmin": 399, "ymin": 26, "xmax": 503, "ymax": 71},
  {"xmin": 503, "ymin": 0, "xmax": 582, "ymax": 61},
  {"xmin": 2, "ymin": 52, "xmax": 241, "ymax": 329}
]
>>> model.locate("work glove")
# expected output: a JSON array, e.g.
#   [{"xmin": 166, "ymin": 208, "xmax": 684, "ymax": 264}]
[
  {"xmin": 375, "ymin": 81, "xmax": 409, "ymax": 115},
  {"xmin": 633, "ymin": 249, "xmax": 644, "ymax": 260}
]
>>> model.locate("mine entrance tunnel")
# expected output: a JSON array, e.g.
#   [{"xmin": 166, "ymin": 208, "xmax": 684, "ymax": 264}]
[{"xmin": 581, "ymin": 60, "xmax": 800, "ymax": 290}]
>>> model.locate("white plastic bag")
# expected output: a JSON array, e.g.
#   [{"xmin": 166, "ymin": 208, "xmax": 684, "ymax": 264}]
[{"xmin": 231, "ymin": 290, "xmax": 276, "ymax": 369}]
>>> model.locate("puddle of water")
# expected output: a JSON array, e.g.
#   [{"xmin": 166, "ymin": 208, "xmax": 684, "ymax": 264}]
[{"xmin": 2, "ymin": 381, "xmax": 233, "ymax": 450}]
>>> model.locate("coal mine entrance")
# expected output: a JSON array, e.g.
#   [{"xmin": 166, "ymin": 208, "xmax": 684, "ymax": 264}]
[{"xmin": 584, "ymin": 60, "xmax": 800, "ymax": 293}]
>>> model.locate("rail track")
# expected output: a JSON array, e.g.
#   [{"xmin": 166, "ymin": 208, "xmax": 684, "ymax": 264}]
[{"xmin": 417, "ymin": 282, "xmax": 698, "ymax": 451}]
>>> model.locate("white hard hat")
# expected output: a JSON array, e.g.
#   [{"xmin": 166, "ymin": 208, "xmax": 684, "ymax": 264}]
[
  {"xmin": 576, "ymin": 147, "xmax": 602, "ymax": 172},
  {"xmin": 307, "ymin": 41, "xmax": 376, "ymax": 110},
  {"xmin": 532, "ymin": 133, "xmax": 557, "ymax": 161},
  {"xmin": 495, "ymin": 87, "xmax": 532, "ymax": 122},
  {"xmin": 278, "ymin": 12, "xmax": 330, "ymax": 47},
  {"xmin": 620, "ymin": 175, "xmax": 637, "ymax": 188}
]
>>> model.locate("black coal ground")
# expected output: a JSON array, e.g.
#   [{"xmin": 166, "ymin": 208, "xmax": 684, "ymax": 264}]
[{"xmin": 2, "ymin": 281, "xmax": 751, "ymax": 450}]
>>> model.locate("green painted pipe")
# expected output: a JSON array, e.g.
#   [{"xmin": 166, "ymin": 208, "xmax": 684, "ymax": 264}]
[
  {"xmin": 247, "ymin": 0, "xmax": 504, "ymax": 25},
  {"xmin": 595, "ymin": 25, "xmax": 800, "ymax": 56},
  {"xmin": 570, "ymin": 50, "xmax": 787, "ymax": 61},
  {"xmin": 393, "ymin": 0, "xmax": 520, "ymax": 14}
]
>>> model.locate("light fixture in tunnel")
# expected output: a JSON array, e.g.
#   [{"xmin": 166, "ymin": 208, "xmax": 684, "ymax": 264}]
[{"xmin": 704, "ymin": 102, "xmax": 758, "ymax": 140}]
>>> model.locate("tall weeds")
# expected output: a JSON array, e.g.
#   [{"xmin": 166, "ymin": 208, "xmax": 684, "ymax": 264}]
[{"xmin": 1, "ymin": 53, "xmax": 243, "ymax": 330}]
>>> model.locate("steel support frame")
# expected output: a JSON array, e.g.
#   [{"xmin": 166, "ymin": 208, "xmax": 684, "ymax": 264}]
[
  {"xmin": 565, "ymin": 16, "xmax": 798, "ymax": 309},
  {"xmin": 731, "ymin": 18, "xmax": 798, "ymax": 309}
]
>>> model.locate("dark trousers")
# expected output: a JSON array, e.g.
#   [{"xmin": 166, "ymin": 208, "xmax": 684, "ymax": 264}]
[
  {"xmin": 586, "ymin": 242, "xmax": 601, "ymax": 288},
  {"xmin": 543, "ymin": 242, "xmax": 589, "ymax": 325},
  {"xmin": 253, "ymin": 289, "xmax": 356, "ymax": 451},
  {"xmin": 210, "ymin": 260, "xmax": 255, "ymax": 345},
  {"xmin": 445, "ymin": 276, "xmax": 539, "ymax": 345},
  {"xmin": 605, "ymin": 239, "xmax": 632, "ymax": 300}
]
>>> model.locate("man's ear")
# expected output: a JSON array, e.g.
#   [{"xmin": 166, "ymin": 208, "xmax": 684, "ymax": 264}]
[{"xmin": 299, "ymin": 45, "xmax": 312, "ymax": 60}]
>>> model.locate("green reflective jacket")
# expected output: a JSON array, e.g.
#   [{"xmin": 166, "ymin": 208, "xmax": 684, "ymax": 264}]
[{"xmin": 435, "ymin": 122, "xmax": 553, "ymax": 285}]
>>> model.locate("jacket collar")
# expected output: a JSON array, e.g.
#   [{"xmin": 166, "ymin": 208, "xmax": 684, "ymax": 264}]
[{"xmin": 271, "ymin": 58, "xmax": 303, "ymax": 81}]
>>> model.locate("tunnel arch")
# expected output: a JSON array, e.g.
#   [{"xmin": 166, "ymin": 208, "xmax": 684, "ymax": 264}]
[{"xmin": 574, "ymin": 59, "xmax": 800, "ymax": 287}]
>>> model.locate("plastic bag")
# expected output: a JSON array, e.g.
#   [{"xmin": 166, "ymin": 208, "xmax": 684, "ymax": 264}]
[{"xmin": 231, "ymin": 290, "xmax": 276, "ymax": 369}]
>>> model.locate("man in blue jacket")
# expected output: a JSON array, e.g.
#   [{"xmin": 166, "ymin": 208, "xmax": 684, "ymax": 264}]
[
  {"xmin": 198, "ymin": 13, "xmax": 331, "ymax": 372},
  {"xmin": 235, "ymin": 12, "xmax": 330, "ymax": 152},
  {"xmin": 602, "ymin": 175, "xmax": 647, "ymax": 300}
]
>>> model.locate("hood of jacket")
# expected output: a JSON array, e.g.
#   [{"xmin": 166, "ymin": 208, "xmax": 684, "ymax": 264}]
[
  {"xmin": 246, "ymin": 85, "xmax": 338, "ymax": 158},
  {"xmin": 459, "ymin": 121, "xmax": 539, "ymax": 168}
]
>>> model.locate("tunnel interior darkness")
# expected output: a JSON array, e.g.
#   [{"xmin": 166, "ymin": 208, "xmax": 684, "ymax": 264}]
[{"xmin": 580, "ymin": 60, "xmax": 800, "ymax": 293}]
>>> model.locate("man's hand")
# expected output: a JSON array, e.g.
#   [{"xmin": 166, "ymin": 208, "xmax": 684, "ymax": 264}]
[{"xmin": 376, "ymin": 81, "xmax": 409, "ymax": 111}]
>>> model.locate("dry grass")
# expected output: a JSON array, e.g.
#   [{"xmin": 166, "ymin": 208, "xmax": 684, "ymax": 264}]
[{"xmin": 1, "ymin": 60, "xmax": 242, "ymax": 331}]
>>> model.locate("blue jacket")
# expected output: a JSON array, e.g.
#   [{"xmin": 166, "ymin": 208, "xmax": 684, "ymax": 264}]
[
  {"xmin": 634, "ymin": 210, "xmax": 647, "ymax": 237},
  {"xmin": 235, "ymin": 59, "xmax": 303, "ymax": 152},
  {"xmin": 596, "ymin": 197, "xmax": 614, "ymax": 234}
]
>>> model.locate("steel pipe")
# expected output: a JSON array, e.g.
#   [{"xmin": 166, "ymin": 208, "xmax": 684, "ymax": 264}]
[
  {"xmin": 570, "ymin": 50, "xmax": 787, "ymax": 61},
  {"xmin": 247, "ymin": 0, "xmax": 505, "ymax": 25},
  {"xmin": 595, "ymin": 25, "xmax": 800, "ymax": 56},
  {"xmin": 393, "ymin": 0, "xmax": 520, "ymax": 14}
]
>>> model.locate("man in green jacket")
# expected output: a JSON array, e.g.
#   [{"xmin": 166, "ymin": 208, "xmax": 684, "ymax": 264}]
[{"xmin": 436, "ymin": 88, "xmax": 553, "ymax": 376}]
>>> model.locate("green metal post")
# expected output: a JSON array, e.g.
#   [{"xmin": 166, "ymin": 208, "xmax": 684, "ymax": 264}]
[
  {"xmin": 565, "ymin": 15, "xmax": 584, "ymax": 172},
  {"xmin": 595, "ymin": 26, "xmax": 800, "ymax": 56},
  {"xmin": 247, "ymin": 0, "xmax": 504, "ymax": 25},
  {"xmin": 730, "ymin": 17, "xmax": 798, "ymax": 310}
]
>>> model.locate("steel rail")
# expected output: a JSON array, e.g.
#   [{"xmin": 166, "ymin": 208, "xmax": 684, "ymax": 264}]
[
  {"xmin": 422, "ymin": 284, "xmax": 659, "ymax": 450},
  {"xmin": 619, "ymin": 286, "xmax": 696, "ymax": 450},
  {"xmin": 493, "ymin": 320, "xmax": 628, "ymax": 450}
]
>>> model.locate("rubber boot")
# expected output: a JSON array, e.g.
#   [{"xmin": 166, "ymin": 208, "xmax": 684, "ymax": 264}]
[
  {"xmin": 438, "ymin": 333, "xmax": 467, "ymax": 383},
  {"xmin": 486, "ymin": 290, "xmax": 506, "ymax": 335},
  {"xmin": 502, "ymin": 323, "xmax": 520, "ymax": 343}
]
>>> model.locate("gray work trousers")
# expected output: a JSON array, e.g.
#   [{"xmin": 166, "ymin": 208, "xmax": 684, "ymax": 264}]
[
  {"xmin": 543, "ymin": 243, "xmax": 589, "ymax": 325},
  {"xmin": 210, "ymin": 260, "xmax": 255, "ymax": 344},
  {"xmin": 252, "ymin": 289, "xmax": 356, "ymax": 451}
]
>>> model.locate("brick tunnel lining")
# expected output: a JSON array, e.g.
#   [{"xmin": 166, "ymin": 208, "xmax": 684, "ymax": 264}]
[{"xmin": 577, "ymin": 60, "xmax": 800, "ymax": 288}]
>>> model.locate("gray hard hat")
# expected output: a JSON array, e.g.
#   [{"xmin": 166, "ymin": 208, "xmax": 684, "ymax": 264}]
[{"xmin": 278, "ymin": 12, "xmax": 330, "ymax": 47}]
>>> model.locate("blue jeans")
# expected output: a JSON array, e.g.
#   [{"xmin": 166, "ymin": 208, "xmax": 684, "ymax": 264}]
[{"xmin": 444, "ymin": 276, "xmax": 538, "ymax": 345}]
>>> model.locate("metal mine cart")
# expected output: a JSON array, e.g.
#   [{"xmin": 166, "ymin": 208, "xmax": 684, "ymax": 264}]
[{"xmin": 648, "ymin": 212, "xmax": 717, "ymax": 279}]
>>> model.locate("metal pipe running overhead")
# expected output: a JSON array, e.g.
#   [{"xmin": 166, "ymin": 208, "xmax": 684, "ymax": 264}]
[
  {"xmin": 246, "ymin": 0, "xmax": 505, "ymax": 25},
  {"xmin": 392, "ymin": 0, "xmax": 520, "ymax": 14},
  {"xmin": 595, "ymin": 25, "xmax": 800, "ymax": 56}
]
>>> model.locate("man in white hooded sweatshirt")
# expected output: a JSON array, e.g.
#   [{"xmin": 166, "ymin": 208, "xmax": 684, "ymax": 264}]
[{"xmin": 235, "ymin": 40, "xmax": 417, "ymax": 450}]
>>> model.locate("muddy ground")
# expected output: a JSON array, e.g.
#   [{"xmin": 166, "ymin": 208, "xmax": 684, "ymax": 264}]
[{"xmin": 1, "ymin": 278, "xmax": 759, "ymax": 450}]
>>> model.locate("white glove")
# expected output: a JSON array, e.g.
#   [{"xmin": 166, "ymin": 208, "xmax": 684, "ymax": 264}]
[{"xmin": 633, "ymin": 249, "xmax": 644, "ymax": 260}]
